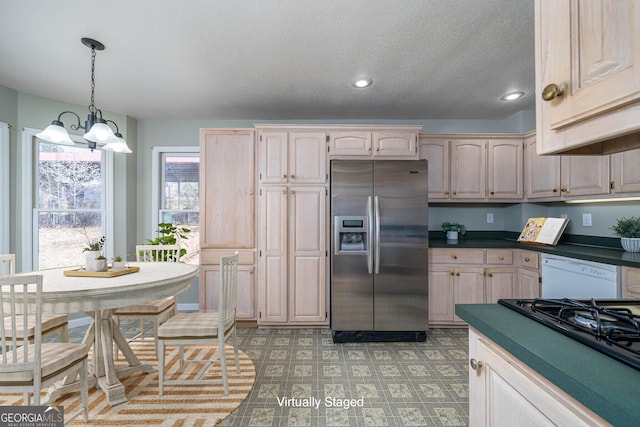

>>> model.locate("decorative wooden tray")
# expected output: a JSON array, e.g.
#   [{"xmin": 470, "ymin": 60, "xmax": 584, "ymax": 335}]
[{"xmin": 63, "ymin": 266, "xmax": 140, "ymax": 278}]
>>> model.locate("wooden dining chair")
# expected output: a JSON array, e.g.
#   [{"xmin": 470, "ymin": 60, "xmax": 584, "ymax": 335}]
[
  {"xmin": 157, "ymin": 252, "xmax": 240, "ymax": 396},
  {"xmin": 0, "ymin": 274, "xmax": 89, "ymax": 423},
  {"xmin": 0, "ymin": 253, "xmax": 69, "ymax": 343},
  {"xmin": 114, "ymin": 244, "xmax": 181, "ymax": 358}
]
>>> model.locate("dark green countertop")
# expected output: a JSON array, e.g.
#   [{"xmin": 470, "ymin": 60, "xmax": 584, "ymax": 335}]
[
  {"xmin": 455, "ymin": 303, "xmax": 640, "ymax": 426},
  {"xmin": 430, "ymin": 235, "xmax": 640, "ymax": 268}
]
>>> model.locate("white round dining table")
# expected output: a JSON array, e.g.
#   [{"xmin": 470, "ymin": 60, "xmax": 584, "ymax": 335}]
[{"xmin": 17, "ymin": 262, "xmax": 198, "ymax": 406}]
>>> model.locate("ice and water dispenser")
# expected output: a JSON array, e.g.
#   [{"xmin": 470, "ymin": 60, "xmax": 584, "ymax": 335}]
[{"xmin": 334, "ymin": 216, "xmax": 368, "ymax": 254}]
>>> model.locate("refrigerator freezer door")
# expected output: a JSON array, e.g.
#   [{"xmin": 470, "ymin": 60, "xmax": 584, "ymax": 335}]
[
  {"xmin": 373, "ymin": 160, "xmax": 429, "ymax": 331},
  {"xmin": 331, "ymin": 160, "xmax": 374, "ymax": 330}
]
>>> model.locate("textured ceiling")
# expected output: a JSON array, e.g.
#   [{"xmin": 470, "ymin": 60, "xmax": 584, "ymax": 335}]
[{"xmin": 0, "ymin": 0, "xmax": 535, "ymax": 121}]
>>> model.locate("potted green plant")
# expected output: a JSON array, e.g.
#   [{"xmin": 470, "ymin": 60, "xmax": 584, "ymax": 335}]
[
  {"xmin": 442, "ymin": 222, "xmax": 466, "ymax": 241},
  {"xmin": 83, "ymin": 236, "xmax": 105, "ymax": 271},
  {"xmin": 111, "ymin": 255, "xmax": 127, "ymax": 270},
  {"xmin": 146, "ymin": 223, "xmax": 190, "ymax": 261},
  {"xmin": 611, "ymin": 216, "xmax": 640, "ymax": 252}
]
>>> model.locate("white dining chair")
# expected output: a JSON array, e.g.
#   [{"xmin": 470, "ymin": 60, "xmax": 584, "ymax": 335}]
[
  {"xmin": 157, "ymin": 252, "xmax": 240, "ymax": 396},
  {"xmin": 0, "ymin": 253, "xmax": 69, "ymax": 343},
  {"xmin": 114, "ymin": 244, "xmax": 180, "ymax": 358},
  {"xmin": 0, "ymin": 274, "xmax": 89, "ymax": 423}
]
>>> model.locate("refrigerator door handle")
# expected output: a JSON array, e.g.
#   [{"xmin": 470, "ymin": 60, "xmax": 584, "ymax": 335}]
[
  {"xmin": 367, "ymin": 195, "xmax": 373, "ymax": 274},
  {"xmin": 374, "ymin": 195, "xmax": 380, "ymax": 274}
]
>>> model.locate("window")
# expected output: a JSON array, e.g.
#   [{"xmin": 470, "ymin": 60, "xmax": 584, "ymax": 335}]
[
  {"xmin": 152, "ymin": 147, "xmax": 200, "ymax": 265},
  {"xmin": 22, "ymin": 128, "xmax": 113, "ymax": 271}
]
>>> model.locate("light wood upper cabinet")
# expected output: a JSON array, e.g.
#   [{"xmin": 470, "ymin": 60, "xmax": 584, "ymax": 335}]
[
  {"xmin": 611, "ymin": 147, "xmax": 640, "ymax": 193},
  {"xmin": 487, "ymin": 139, "xmax": 523, "ymax": 199},
  {"xmin": 525, "ymin": 137, "xmax": 610, "ymax": 199},
  {"xmin": 418, "ymin": 137, "xmax": 450, "ymax": 199},
  {"xmin": 535, "ymin": 0, "xmax": 640, "ymax": 155},
  {"xmin": 328, "ymin": 127, "xmax": 420, "ymax": 158},
  {"xmin": 451, "ymin": 140, "xmax": 486, "ymax": 199},
  {"xmin": 372, "ymin": 131, "xmax": 417, "ymax": 157},
  {"xmin": 258, "ymin": 131, "xmax": 327, "ymax": 184},
  {"xmin": 200, "ymin": 129, "xmax": 255, "ymax": 248}
]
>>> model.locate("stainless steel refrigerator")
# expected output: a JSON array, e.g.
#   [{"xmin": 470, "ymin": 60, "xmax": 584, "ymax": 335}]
[{"xmin": 330, "ymin": 160, "xmax": 429, "ymax": 342}]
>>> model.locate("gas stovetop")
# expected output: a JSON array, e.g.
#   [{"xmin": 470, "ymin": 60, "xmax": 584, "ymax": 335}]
[{"xmin": 498, "ymin": 298, "xmax": 640, "ymax": 371}]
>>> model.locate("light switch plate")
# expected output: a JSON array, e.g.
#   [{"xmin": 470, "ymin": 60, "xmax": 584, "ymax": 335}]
[
  {"xmin": 487, "ymin": 213, "xmax": 494, "ymax": 224},
  {"xmin": 582, "ymin": 213, "xmax": 592, "ymax": 227}
]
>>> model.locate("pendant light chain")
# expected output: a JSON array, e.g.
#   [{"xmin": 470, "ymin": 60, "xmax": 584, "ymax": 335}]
[{"xmin": 89, "ymin": 46, "xmax": 97, "ymax": 114}]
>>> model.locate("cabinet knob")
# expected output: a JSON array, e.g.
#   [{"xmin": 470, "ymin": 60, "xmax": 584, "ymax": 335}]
[
  {"xmin": 290, "ymin": 174, "xmax": 296, "ymax": 179},
  {"xmin": 487, "ymin": 273, "xmax": 493, "ymax": 278},
  {"xmin": 456, "ymin": 272, "xmax": 460, "ymax": 276},
  {"xmin": 450, "ymin": 272, "xmax": 455, "ymax": 276},
  {"xmin": 444, "ymin": 191, "xmax": 449, "ymax": 195},
  {"xmin": 470, "ymin": 358, "xmax": 483, "ymax": 371},
  {"xmin": 498, "ymin": 256, "xmax": 504, "ymax": 260},
  {"xmin": 368, "ymin": 146, "xmax": 372, "ymax": 151},
  {"xmin": 552, "ymin": 188, "xmax": 558, "ymax": 193},
  {"xmin": 541, "ymin": 83, "xmax": 564, "ymax": 101},
  {"xmin": 524, "ymin": 257, "xmax": 530, "ymax": 262},
  {"xmin": 376, "ymin": 145, "xmax": 380, "ymax": 152},
  {"xmin": 453, "ymin": 192, "xmax": 457, "ymax": 195},
  {"xmin": 282, "ymin": 190, "xmax": 287, "ymax": 195},
  {"xmin": 490, "ymin": 191, "xmax": 495, "ymax": 195},
  {"xmin": 452, "ymin": 255, "xmax": 457, "ymax": 259},
  {"xmin": 282, "ymin": 174, "xmax": 287, "ymax": 179},
  {"xmin": 249, "ymin": 191, "xmax": 254, "ymax": 195}
]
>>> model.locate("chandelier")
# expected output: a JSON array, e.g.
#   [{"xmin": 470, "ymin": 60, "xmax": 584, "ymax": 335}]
[{"xmin": 35, "ymin": 38, "xmax": 132, "ymax": 153}]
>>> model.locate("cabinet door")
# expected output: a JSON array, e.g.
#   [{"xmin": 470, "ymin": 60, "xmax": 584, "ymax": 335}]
[
  {"xmin": 418, "ymin": 138, "xmax": 450, "ymax": 199},
  {"xmin": 453, "ymin": 267, "xmax": 485, "ymax": 322},
  {"xmin": 288, "ymin": 186, "xmax": 327, "ymax": 323},
  {"xmin": 259, "ymin": 131, "xmax": 288, "ymax": 184},
  {"xmin": 469, "ymin": 329, "xmax": 608, "ymax": 426},
  {"xmin": 561, "ymin": 155, "xmax": 610, "ymax": 197},
  {"xmin": 289, "ymin": 132, "xmax": 327, "ymax": 184},
  {"xmin": 372, "ymin": 132, "xmax": 417, "ymax": 157},
  {"xmin": 259, "ymin": 186, "xmax": 288, "ymax": 323},
  {"xmin": 200, "ymin": 129, "xmax": 255, "ymax": 248},
  {"xmin": 540, "ymin": 0, "xmax": 640, "ymax": 130},
  {"xmin": 524, "ymin": 136, "xmax": 561, "ymax": 198},
  {"xmin": 428, "ymin": 266, "xmax": 455, "ymax": 323},
  {"xmin": 202, "ymin": 264, "xmax": 255, "ymax": 320},
  {"xmin": 622, "ymin": 267, "xmax": 640, "ymax": 298},
  {"xmin": 611, "ymin": 148, "xmax": 640, "ymax": 193},
  {"xmin": 488, "ymin": 140, "xmax": 523, "ymax": 199},
  {"xmin": 450, "ymin": 140, "xmax": 486, "ymax": 199},
  {"xmin": 485, "ymin": 268, "xmax": 517, "ymax": 304},
  {"xmin": 517, "ymin": 268, "xmax": 541, "ymax": 300},
  {"xmin": 329, "ymin": 131, "xmax": 372, "ymax": 156}
]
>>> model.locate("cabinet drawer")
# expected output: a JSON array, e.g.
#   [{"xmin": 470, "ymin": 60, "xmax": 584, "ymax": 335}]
[
  {"xmin": 517, "ymin": 251, "xmax": 539, "ymax": 270},
  {"xmin": 429, "ymin": 249, "xmax": 484, "ymax": 265},
  {"xmin": 486, "ymin": 249, "xmax": 513, "ymax": 265},
  {"xmin": 200, "ymin": 249, "xmax": 255, "ymax": 265}
]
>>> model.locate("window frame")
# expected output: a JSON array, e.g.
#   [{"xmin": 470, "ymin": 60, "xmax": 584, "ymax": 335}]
[
  {"xmin": 150, "ymin": 145, "xmax": 200, "ymax": 239},
  {"xmin": 0, "ymin": 122, "xmax": 9, "ymax": 254},
  {"xmin": 21, "ymin": 127, "xmax": 114, "ymax": 271}
]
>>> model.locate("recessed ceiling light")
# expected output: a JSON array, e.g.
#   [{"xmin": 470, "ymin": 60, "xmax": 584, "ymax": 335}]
[
  {"xmin": 501, "ymin": 91, "xmax": 525, "ymax": 101},
  {"xmin": 354, "ymin": 78, "xmax": 373, "ymax": 88}
]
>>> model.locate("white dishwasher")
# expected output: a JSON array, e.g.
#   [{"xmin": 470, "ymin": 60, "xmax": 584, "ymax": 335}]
[{"xmin": 541, "ymin": 254, "xmax": 621, "ymax": 299}]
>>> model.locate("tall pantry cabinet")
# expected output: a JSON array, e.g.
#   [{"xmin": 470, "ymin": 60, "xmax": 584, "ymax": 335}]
[
  {"xmin": 199, "ymin": 129, "xmax": 257, "ymax": 319},
  {"xmin": 256, "ymin": 127, "xmax": 328, "ymax": 325}
]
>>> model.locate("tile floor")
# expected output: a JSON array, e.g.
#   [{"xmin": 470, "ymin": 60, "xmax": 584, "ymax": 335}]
[{"xmin": 67, "ymin": 322, "xmax": 470, "ymax": 427}]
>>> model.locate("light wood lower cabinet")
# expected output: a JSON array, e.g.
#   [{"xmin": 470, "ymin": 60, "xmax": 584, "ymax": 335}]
[
  {"xmin": 469, "ymin": 328, "xmax": 608, "ymax": 426},
  {"xmin": 201, "ymin": 264, "xmax": 255, "ymax": 319},
  {"xmin": 622, "ymin": 266, "xmax": 640, "ymax": 298},
  {"xmin": 429, "ymin": 249, "xmax": 540, "ymax": 326},
  {"xmin": 259, "ymin": 185, "xmax": 327, "ymax": 325}
]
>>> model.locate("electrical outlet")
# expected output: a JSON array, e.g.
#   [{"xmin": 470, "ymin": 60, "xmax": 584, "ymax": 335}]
[
  {"xmin": 582, "ymin": 213, "xmax": 592, "ymax": 227},
  {"xmin": 560, "ymin": 213, "xmax": 568, "ymax": 218},
  {"xmin": 487, "ymin": 213, "xmax": 494, "ymax": 224}
]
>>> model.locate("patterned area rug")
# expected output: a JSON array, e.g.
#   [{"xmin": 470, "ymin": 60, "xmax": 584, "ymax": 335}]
[{"xmin": 2, "ymin": 342, "xmax": 255, "ymax": 426}]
